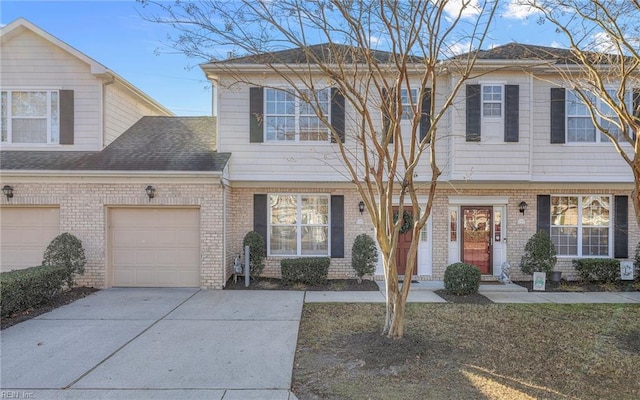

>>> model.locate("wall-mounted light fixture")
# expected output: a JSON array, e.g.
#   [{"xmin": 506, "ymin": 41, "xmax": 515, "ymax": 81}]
[
  {"xmin": 358, "ymin": 201, "xmax": 365, "ymax": 215},
  {"xmin": 145, "ymin": 185, "xmax": 155, "ymax": 201},
  {"xmin": 519, "ymin": 201, "xmax": 528, "ymax": 215},
  {"xmin": 2, "ymin": 185, "xmax": 14, "ymax": 201}
]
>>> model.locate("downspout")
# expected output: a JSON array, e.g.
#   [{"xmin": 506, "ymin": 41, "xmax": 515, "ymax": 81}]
[{"xmin": 221, "ymin": 178, "xmax": 227, "ymax": 288}]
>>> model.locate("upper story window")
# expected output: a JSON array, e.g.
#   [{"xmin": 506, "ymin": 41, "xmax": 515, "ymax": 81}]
[
  {"xmin": 482, "ymin": 85, "xmax": 502, "ymax": 118},
  {"xmin": 566, "ymin": 89, "xmax": 632, "ymax": 143},
  {"xmin": 401, "ymin": 88, "xmax": 418, "ymax": 120},
  {"xmin": 550, "ymin": 195, "xmax": 611, "ymax": 257},
  {"xmin": 1, "ymin": 90, "xmax": 59, "ymax": 144},
  {"xmin": 264, "ymin": 88, "xmax": 330, "ymax": 142}
]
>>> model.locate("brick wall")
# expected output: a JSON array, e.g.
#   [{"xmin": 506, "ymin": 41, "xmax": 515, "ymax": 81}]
[{"xmin": 2, "ymin": 181, "xmax": 225, "ymax": 289}]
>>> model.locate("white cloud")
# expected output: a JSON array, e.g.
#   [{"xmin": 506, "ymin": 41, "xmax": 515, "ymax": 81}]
[
  {"xmin": 502, "ymin": 0, "xmax": 541, "ymax": 20},
  {"xmin": 438, "ymin": 0, "xmax": 481, "ymax": 20},
  {"xmin": 550, "ymin": 41, "xmax": 564, "ymax": 49},
  {"xmin": 447, "ymin": 40, "xmax": 473, "ymax": 56}
]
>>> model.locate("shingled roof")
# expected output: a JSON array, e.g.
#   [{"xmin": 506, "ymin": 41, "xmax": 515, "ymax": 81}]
[
  {"xmin": 459, "ymin": 42, "xmax": 623, "ymax": 65},
  {"xmin": 219, "ymin": 43, "xmax": 421, "ymax": 64},
  {"xmin": 0, "ymin": 116, "xmax": 230, "ymax": 172}
]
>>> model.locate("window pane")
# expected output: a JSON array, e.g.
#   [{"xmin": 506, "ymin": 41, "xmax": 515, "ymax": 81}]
[
  {"xmin": 301, "ymin": 226, "xmax": 328, "ymax": 255},
  {"xmin": 51, "ymin": 91, "xmax": 59, "ymax": 143},
  {"xmin": 270, "ymin": 226, "xmax": 297, "ymax": 255},
  {"xmin": 567, "ymin": 117, "xmax": 596, "ymax": 142},
  {"xmin": 582, "ymin": 196, "xmax": 609, "ymax": 226},
  {"xmin": 582, "ymin": 227, "xmax": 609, "ymax": 256},
  {"xmin": 12, "ymin": 119, "xmax": 47, "ymax": 143},
  {"xmin": 270, "ymin": 195, "xmax": 297, "ymax": 224},
  {"xmin": 12, "ymin": 91, "xmax": 47, "ymax": 116},
  {"xmin": 551, "ymin": 226, "xmax": 578, "ymax": 256},
  {"xmin": 301, "ymin": 196, "xmax": 328, "ymax": 224},
  {"xmin": 552, "ymin": 196, "xmax": 578, "ymax": 226},
  {"xmin": 1, "ymin": 91, "xmax": 6, "ymax": 142}
]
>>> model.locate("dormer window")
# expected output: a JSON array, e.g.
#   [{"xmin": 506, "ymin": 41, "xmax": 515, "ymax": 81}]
[{"xmin": 1, "ymin": 90, "xmax": 60, "ymax": 144}]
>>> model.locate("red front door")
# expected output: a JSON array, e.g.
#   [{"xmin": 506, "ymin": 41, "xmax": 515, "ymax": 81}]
[
  {"xmin": 394, "ymin": 207, "xmax": 415, "ymax": 276},
  {"xmin": 461, "ymin": 206, "xmax": 492, "ymax": 274}
]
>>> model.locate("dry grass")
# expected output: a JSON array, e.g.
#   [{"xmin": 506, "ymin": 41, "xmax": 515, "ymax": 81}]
[{"xmin": 293, "ymin": 303, "xmax": 640, "ymax": 400}]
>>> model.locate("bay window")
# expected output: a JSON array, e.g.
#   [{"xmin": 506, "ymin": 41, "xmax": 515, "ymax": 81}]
[
  {"xmin": 269, "ymin": 194, "xmax": 329, "ymax": 256},
  {"xmin": 550, "ymin": 195, "xmax": 611, "ymax": 257},
  {"xmin": 1, "ymin": 90, "xmax": 59, "ymax": 144}
]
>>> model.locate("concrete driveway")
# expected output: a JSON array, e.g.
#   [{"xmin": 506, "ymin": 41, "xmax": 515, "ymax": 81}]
[{"xmin": 0, "ymin": 288, "xmax": 304, "ymax": 400}]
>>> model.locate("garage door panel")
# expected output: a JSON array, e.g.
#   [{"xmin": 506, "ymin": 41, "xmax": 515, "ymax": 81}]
[
  {"xmin": 110, "ymin": 208, "xmax": 200, "ymax": 287},
  {"xmin": 1, "ymin": 207, "xmax": 60, "ymax": 271}
]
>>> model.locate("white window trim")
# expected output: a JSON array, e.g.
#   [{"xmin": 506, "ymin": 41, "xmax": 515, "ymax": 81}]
[
  {"xmin": 550, "ymin": 194, "xmax": 613, "ymax": 258},
  {"xmin": 263, "ymin": 88, "xmax": 331, "ymax": 143},
  {"xmin": 1, "ymin": 89, "xmax": 60, "ymax": 145},
  {"xmin": 480, "ymin": 83, "xmax": 504, "ymax": 119},
  {"xmin": 267, "ymin": 193, "xmax": 331, "ymax": 257},
  {"xmin": 565, "ymin": 88, "xmax": 633, "ymax": 144}
]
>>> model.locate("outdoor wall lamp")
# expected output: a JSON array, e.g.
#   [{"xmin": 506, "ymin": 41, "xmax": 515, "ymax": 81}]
[
  {"xmin": 519, "ymin": 201, "xmax": 528, "ymax": 215},
  {"xmin": 145, "ymin": 185, "xmax": 155, "ymax": 201},
  {"xmin": 2, "ymin": 185, "xmax": 14, "ymax": 200},
  {"xmin": 358, "ymin": 201, "xmax": 365, "ymax": 215}
]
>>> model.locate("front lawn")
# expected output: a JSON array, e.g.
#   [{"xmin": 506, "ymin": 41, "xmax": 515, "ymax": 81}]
[{"xmin": 293, "ymin": 303, "xmax": 640, "ymax": 399}]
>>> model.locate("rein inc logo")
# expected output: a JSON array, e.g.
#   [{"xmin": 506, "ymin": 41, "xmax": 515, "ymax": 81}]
[{"xmin": 1, "ymin": 392, "xmax": 34, "ymax": 399}]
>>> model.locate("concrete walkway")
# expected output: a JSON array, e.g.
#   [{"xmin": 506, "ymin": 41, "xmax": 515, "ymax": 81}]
[{"xmin": 2, "ymin": 283, "xmax": 639, "ymax": 400}]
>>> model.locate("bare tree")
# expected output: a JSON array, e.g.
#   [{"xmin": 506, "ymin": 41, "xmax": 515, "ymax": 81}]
[
  {"xmin": 523, "ymin": 0, "xmax": 640, "ymax": 224},
  {"xmin": 140, "ymin": 0, "xmax": 497, "ymax": 338}
]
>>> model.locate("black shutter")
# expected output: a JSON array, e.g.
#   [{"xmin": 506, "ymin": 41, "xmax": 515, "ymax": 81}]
[
  {"xmin": 504, "ymin": 85, "xmax": 519, "ymax": 142},
  {"xmin": 253, "ymin": 194, "xmax": 268, "ymax": 251},
  {"xmin": 331, "ymin": 88, "xmax": 345, "ymax": 143},
  {"xmin": 249, "ymin": 87, "xmax": 264, "ymax": 143},
  {"xmin": 420, "ymin": 88, "xmax": 432, "ymax": 143},
  {"xmin": 59, "ymin": 90, "xmax": 74, "ymax": 145},
  {"xmin": 382, "ymin": 88, "xmax": 392, "ymax": 144},
  {"xmin": 550, "ymin": 88, "xmax": 566, "ymax": 144},
  {"xmin": 466, "ymin": 84, "xmax": 481, "ymax": 142},
  {"xmin": 536, "ymin": 195, "xmax": 551, "ymax": 234},
  {"xmin": 330, "ymin": 195, "xmax": 344, "ymax": 258},
  {"xmin": 614, "ymin": 196, "xmax": 629, "ymax": 258}
]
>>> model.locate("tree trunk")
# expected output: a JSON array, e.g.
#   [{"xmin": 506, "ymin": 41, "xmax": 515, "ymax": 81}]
[
  {"xmin": 632, "ymin": 160, "xmax": 640, "ymax": 229},
  {"xmin": 382, "ymin": 265, "xmax": 407, "ymax": 339}
]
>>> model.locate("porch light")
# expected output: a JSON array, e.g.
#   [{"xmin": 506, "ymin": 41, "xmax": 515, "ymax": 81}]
[
  {"xmin": 2, "ymin": 185, "xmax": 13, "ymax": 200},
  {"xmin": 145, "ymin": 185, "xmax": 155, "ymax": 201},
  {"xmin": 519, "ymin": 201, "xmax": 528, "ymax": 215},
  {"xmin": 358, "ymin": 201, "xmax": 365, "ymax": 215}
]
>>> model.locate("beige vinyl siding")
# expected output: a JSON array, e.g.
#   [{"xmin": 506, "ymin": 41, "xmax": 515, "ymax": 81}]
[
  {"xmin": 103, "ymin": 83, "xmax": 171, "ymax": 146},
  {"xmin": 448, "ymin": 73, "xmax": 532, "ymax": 181},
  {"xmin": 217, "ymin": 76, "xmax": 441, "ymax": 183},
  {"xmin": 530, "ymin": 76, "xmax": 633, "ymax": 182},
  {"xmin": 0, "ymin": 28, "xmax": 101, "ymax": 150}
]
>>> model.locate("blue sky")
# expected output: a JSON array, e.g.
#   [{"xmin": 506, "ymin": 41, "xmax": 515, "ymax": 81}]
[{"xmin": 1, "ymin": 1, "xmax": 565, "ymax": 116}]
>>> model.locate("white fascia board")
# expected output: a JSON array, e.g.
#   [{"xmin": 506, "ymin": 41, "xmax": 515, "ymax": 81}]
[{"xmin": 0, "ymin": 170, "xmax": 222, "ymax": 178}]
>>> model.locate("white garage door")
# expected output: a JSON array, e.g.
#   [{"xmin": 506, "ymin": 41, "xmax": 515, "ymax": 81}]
[
  {"xmin": 110, "ymin": 208, "xmax": 200, "ymax": 287},
  {"xmin": 0, "ymin": 207, "xmax": 60, "ymax": 271}
]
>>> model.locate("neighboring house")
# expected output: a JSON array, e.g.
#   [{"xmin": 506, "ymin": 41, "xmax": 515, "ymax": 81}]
[
  {"xmin": 202, "ymin": 42, "xmax": 637, "ymax": 283},
  {"xmin": 0, "ymin": 19, "xmax": 230, "ymax": 289}
]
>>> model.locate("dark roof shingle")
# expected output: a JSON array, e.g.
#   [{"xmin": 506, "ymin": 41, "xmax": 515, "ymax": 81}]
[{"xmin": 0, "ymin": 116, "xmax": 230, "ymax": 172}]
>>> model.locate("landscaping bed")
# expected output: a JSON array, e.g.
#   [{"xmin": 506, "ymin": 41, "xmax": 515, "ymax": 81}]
[
  {"xmin": 225, "ymin": 277, "xmax": 380, "ymax": 291},
  {"xmin": 1, "ymin": 286, "xmax": 98, "ymax": 330},
  {"xmin": 514, "ymin": 280, "xmax": 640, "ymax": 292}
]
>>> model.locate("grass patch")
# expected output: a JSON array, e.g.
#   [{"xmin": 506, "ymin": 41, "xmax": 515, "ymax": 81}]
[{"xmin": 293, "ymin": 303, "xmax": 640, "ymax": 400}]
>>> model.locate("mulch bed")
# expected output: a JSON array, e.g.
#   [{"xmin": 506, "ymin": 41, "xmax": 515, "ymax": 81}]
[
  {"xmin": 434, "ymin": 289, "xmax": 494, "ymax": 304},
  {"xmin": 225, "ymin": 277, "xmax": 380, "ymax": 291},
  {"xmin": 513, "ymin": 280, "xmax": 640, "ymax": 292},
  {"xmin": 1, "ymin": 286, "xmax": 99, "ymax": 330}
]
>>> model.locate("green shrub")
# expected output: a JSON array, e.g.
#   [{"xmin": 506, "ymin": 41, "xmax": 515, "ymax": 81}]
[
  {"xmin": 573, "ymin": 258, "xmax": 620, "ymax": 283},
  {"xmin": 0, "ymin": 265, "xmax": 67, "ymax": 318},
  {"xmin": 444, "ymin": 262, "xmax": 481, "ymax": 295},
  {"xmin": 243, "ymin": 231, "xmax": 266, "ymax": 279},
  {"xmin": 42, "ymin": 232, "xmax": 86, "ymax": 287},
  {"xmin": 520, "ymin": 230, "xmax": 557, "ymax": 278},
  {"xmin": 634, "ymin": 242, "xmax": 640, "ymax": 281},
  {"xmin": 351, "ymin": 234, "xmax": 378, "ymax": 282},
  {"xmin": 281, "ymin": 257, "xmax": 330, "ymax": 285}
]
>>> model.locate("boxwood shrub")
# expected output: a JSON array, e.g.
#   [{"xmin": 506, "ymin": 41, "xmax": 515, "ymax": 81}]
[
  {"xmin": 444, "ymin": 262, "xmax": 481, "ymax": 295},
  {"xmin": 573, "ymin": 258, "xmax": 620, "ymax": 283},
  {"xmin": 281, "ymin": 257, "xmax": 330, "ymax": 285},
  {"xmin": 1, "ymin": 265, "xmax": 68, "ymax": 318}
]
